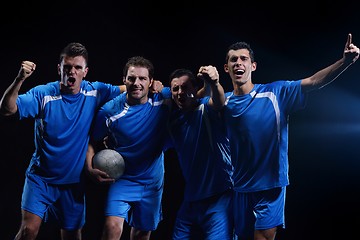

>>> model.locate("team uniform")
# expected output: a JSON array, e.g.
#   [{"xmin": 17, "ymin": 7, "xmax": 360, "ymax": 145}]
[
  {"xmin": 223, "ymin": 80, "xmax": 307, "ymax": 238},
  {"xmin": 17, "ymin": 80, "xmax": 120, "ymax": 230},
  {"xmin": 91, "ymin": 90, "xmax": 172, "ymax": 231},
  {"xmin": 166, "ymin": 91, "xmax": 234, "ymax": 240}
]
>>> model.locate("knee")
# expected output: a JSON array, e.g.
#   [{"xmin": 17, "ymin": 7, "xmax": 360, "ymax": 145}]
[
  {"xmin": 131, "ymin": 228, "xmax": 151, "ymax": 240},
  {"xmin": 15, "ymin": 224, "xmax": 39, "ymax": 240},
  {"xmin": 103, "ymin": 218, "xmax": 123, "ymax": 237}
]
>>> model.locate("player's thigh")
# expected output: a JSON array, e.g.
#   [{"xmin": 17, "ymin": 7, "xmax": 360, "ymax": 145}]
[
  {"xmin": 130, "ymin": 178, "xmax": 164, "ymax": 231},
  {"xmin": 203, "ymin": 190, "xmax": 234, "ymax": 239},
  {"xmin": 21, "ymin": 174, "xmax": 56, "ymax": 218},
  {"xmin": 56, "ymin": 183, "xmax": 86, "ymax": 230}
]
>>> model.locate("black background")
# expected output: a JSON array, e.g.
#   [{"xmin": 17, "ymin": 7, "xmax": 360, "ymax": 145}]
[{"xmin": 1, "ymin": 1, "xmax": 360, "ymax": 239}]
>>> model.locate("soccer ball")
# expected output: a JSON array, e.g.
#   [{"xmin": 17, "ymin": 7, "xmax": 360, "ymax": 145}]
[{"xmin": 93, "ymin": 149, "xmax": 125, "ymax": 180}]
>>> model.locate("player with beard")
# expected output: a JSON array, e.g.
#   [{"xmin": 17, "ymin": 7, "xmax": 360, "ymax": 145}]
[{"xmin": 86, "ymin": 56, "xmax": 172, "ymax": 240}]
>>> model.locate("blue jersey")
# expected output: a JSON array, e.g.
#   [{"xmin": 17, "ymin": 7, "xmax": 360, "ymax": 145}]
[
  {"xmin": 167, "ymin": 94, "xmax": 233, "ymax": 202},
  {"xmin": 91, "ymin": 91, "xmax": 172, "ymax": 184},
  {"xmin": 223, "ymin": 80, "xmax": 306, "ymax": 192},
  {"xmin": 17, "ymin": 80, "xmax": 120, "ymax": 184}
]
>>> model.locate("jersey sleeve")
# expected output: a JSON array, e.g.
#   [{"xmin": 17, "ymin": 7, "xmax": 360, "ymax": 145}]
[
  {"xmin": 94, "ymin": 81, "xmax": 121, "ymax": 106},
  {"xmin": 17, "ymin": 85, "xmax": 46, "ymax": 119}
]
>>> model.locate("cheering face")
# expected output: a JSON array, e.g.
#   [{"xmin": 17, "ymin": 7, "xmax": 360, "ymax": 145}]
[
  {"xmin": 170, "ymin": 75, "xmax": 197, "ymax": 110},
  {"xmin": 124, "ymin": 66, "xmax": 152, "ymax": 105},
  {"xmin": 224, "ymin": 48, "xmax": 256, "ymax": 86},
  {"xmin": 58, "ymin": 56, "xmax": 88, "ymax": 94}
]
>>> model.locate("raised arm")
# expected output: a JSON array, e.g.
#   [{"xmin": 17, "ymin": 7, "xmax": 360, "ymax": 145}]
[
  {"xmin": 301, "ymin": 33, "xmax": 359, "ymax": 92},
  {"xmin": 197, "ymin": 65, "xmax": 225, "ymax": 111},
  {"xmin": 0, "ymin": 61, "xmax": 36, "ymax": 116}
]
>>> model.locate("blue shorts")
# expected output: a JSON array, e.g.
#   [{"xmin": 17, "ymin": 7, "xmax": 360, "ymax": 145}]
[
  {"xmin": 21, "ymin": 173, "xmax": 85, "ymax": 230},
  {"xmin": 233, "ymin": 187, "xmax": 286, "ymax": 238},
  {"xmin": 105, "ymin": 177, "xmax": 164, "ymax": 231},
  {"xmin": 173, "ymin": 189, "xmax": 234, "ymax": 240}
]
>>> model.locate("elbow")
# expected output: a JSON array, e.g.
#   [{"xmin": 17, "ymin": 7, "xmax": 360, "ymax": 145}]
[{"xmin": 0, "ymin": 105, "xmax": 17, "ymax": 117}]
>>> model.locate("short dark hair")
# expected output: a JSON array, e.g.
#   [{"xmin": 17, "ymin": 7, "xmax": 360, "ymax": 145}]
[
  {"xmin": 226, "ymin": 41, "xmax": 255, "ymax": 63},
  {"xmin": 123, "ymin": 56, "xmax": 154, "ymax": 79},
  {"xmin": 169, "ymin": 68, "xmax": 202, "ymax": 89},
  {"xmin": 59, "ymin": 42, "xmax": 88, "ymax": 66}
]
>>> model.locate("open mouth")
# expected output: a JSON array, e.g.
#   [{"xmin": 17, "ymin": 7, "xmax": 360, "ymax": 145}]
[
  {"xmin": 178, "ymin": 94, "xmax": 193, "ymax": 104},
  {"xmin": 178, "ymin": 97, "xmax": 186, "ymax": 104},
  {"xmin": 66, "ymin": 77, "xmax": 76, "ymax": 86},
  {"xmin": 235, "ymin": 69, "xmax": 245, "ymax": 76}
]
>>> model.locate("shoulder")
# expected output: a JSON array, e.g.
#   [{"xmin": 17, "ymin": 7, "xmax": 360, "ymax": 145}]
[
  {"xmin": 30, "ymin": 81, "xmax": 59, "ymax": 95},
  {"xmin": 263, "ymin": 80, "xmax": 301, "ymax": 89},
  {"xmin": 250, "ymin": 81, "xmax": 297, "ymax": 95},
  {"xmin": 83, "ymin": 81, "xmax": 120, "ymax": 100},
  {"xmin": 82, "ymin": 80, "xmax": 117, "ymax": 90},
  {"xmin": 224, "ymin": 91, "xmax": 234, "ymax": 100},
  {"xmin": 105, "ymin": 92, "xmax": 124, "ymax": 106}
]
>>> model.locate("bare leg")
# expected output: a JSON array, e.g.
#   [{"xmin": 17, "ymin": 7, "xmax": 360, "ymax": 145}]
[
  {"xmin": 14, "ymin": 210, "xmax": 42, "ymax": 240},
  {"xmin": 254, "ymin": 227, "xmax": 277, "ymax": 240},
  {"xmin": 101, "ymin": 216, "xmax": 125, "ymax": 240},
  {"xmin": 130, "ymin": 227, "xmax": 151, "ymax": 240}
]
